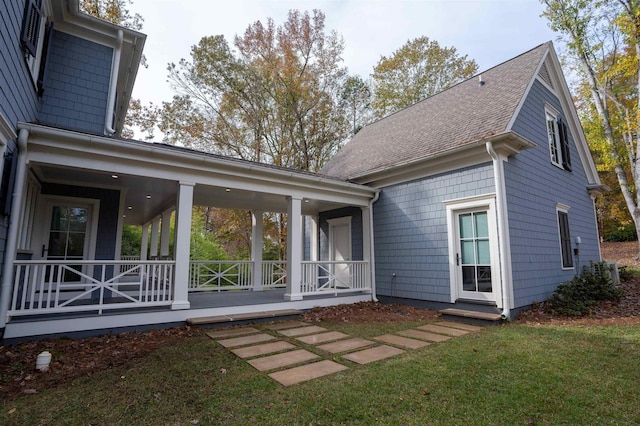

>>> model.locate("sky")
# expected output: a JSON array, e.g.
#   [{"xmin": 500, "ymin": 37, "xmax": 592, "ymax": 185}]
[{"xmin": 128, "ymin": 0, "xmax": 561, "ymax": 112}]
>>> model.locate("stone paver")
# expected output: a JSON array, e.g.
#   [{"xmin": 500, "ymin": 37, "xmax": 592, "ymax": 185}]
[
  {"xmin": 217, "ymin": 333, "xmax": 276, "ymax": 348},
  {"xmin": 268, "ymin": 360, "xmax": 348, "ymax": 386},
  {"xmin": 205, "ymin": 327, "xmax": 260, "ymax": 339},
  {"xmin": 398, "ymin": 329, "xmax": 452, "ymax": 343},
  {"xmin": 248, "ymin": 349, "xmax": 319, "ymax": 371},
  {"xmin": 342, "ymin": 345, "xmax": 405, "ymax": 365},
  {"xmin": 296, "ymin": 331, "xmax": 349, "ymax": 345},
  {"xmin": 374, "ymin": 334, "xmax": 430, "ymax": 349},
  {"xmin": 317, "ymin": 338, "xmax": 375, "ymax": 354},
  {"xmin": 230, "ymin": 341, "xmax": 296, "ymax": 359},
  {"xmin": 436, "ymin": 321, "xmax": 482, "ymax": 332},
  {"xmin": 278, "ymin": 325, "xmax": 328, "ymax": 337},
  {"xmin": 418, "ymin": 324, "xmax": 470, "ymax": 337},
  {"xmin": 264, "ymin": 321, "xmax": 310, "ymax": 331}
]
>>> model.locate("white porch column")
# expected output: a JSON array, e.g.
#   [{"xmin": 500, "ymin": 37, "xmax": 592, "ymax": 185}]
[
  {"xmin": 309, "ymin": 215, "xmax": 319, "ymax": 261},
  {"xmin": 172, "ymin": 182, "xmax": 194, "ymax": 310},
  {"xmin": 160, "ymin": 209, "xmax": 172, "ymax": 259},
  {"xmin": 140, "ymin": 223, "xmax": 149, "ymax": 260},
  {"xmin": 285, "ymin": 196, "xmax": 303, "ymax": 300},
  {"xmin": 149, "ymin": 217, "xmax": 160, "ymax": 258},
  {"xmin": 251, "ymin": 210, "xmax": 264, "ymax": 291},
  {"xmin": 361, "ymin": 206, "xmax": 373, "ymax": 293}
]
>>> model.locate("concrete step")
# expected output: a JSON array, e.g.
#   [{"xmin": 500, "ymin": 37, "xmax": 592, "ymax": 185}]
[
  {"xmin": 187, "ymin": 309, "xmax": 302, "ymax": 326},
  {"xmin": 439, "ymin": 308, "xmax": 503, "ymax": 325}
]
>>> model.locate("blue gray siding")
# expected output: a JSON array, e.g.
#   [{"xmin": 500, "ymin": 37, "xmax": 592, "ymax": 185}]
[
  {"xmin": 318, "ymin": 207, "xmax": 363, "ymax": 261},
  {"xmin": 373, "ymin": 163, "xmax": 494, "ymax": 302},
  {"xmin": 508, "ymin": 79, "xmax": 601, "ymax": 307},
  {"xmin": 0, "ymin": 0, "xmax": 40, "ymax": 127},
  {"xmin": 38, "ymin": 30, "xmax": 112, "ymax": 135},
  {"xmin": 41, "ymin": 184, "xmax": 120, "ymax": 260}
]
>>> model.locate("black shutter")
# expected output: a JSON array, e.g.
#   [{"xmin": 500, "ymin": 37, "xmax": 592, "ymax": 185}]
[
  {"xmin": 20, "ymin": 0, "xmax": 43, "ymax": 57},
  {"xmin": 0, "ymin": 149, "xmax": 18, "ymax": 216},
  {"xmin": 558, "ymin": 211, "xmax": 573, "ymax": 268},
  {"xmin": 559, "ymin": 119, "xmax": 572, "ymax": 171},
  {"xmin": 36, "ymin": 22, "xmax": 54, "ymax": 97}
]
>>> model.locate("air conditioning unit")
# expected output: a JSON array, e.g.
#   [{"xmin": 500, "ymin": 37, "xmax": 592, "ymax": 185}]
[{"xmin": 592, "ymin": 262, "xmax": 620, "ymax": 284}]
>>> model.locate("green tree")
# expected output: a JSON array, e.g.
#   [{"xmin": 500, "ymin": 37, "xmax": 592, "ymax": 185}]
[
  {"xmin": 371, "ymin": 36, "xmax": 478, "ymax": 118},
  {"xmin": 340, "ymin": 75, "xmax": 372, "ymax": 136},
  {"xmin": 541, "ymin": 0, "xmax": 640, "ymax": 252}
]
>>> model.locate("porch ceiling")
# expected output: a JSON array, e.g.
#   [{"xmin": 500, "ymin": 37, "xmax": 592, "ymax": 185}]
[{"xmin": 31, "ymin": 163, "xmax": 359, "ymax": 225}]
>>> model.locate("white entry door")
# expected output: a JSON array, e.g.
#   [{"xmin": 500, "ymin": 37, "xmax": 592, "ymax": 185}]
[
  {"xmin": 328, "ymin": 217, "xmax": 351, "ymax": 289},
  {"xmin": 34, "ymin": 197, "xmax": 99, "ymax": 282},
  {"xmin": 456, "ymin": 210, "xmax": 495, "ymax": 301},
  {"xmin": 446, "ymin": 196, "xmax": 501, "ymax": 305}
]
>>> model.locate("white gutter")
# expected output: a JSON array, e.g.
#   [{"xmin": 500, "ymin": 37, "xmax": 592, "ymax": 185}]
[
  {"xmin": 104, "ymin": 29, "xmax": 123, "ymax": 136},
  {"xmin": 0, "ymin": 129, "xmax": 29, "ymax": 333},
  {"xmin": 486, "ymin": 141, "xmax": 512, "ymax": 320},
  {"xmin": 368, "ymin": 190, "xmax": 380, "ymax": 302}
]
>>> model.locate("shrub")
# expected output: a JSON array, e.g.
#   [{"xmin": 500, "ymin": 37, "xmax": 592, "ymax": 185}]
[
  {"xmin": 604, "ymin": 224, "xmax": 638, "ymax": 242},
  {"xmin": 546, "ymin": 262, "xmax": 623, "ymax": 316}
]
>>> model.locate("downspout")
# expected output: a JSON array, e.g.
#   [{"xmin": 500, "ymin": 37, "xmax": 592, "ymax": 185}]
[
  {"xmin": 104, "ymin": 29, "xmax": 123, "ymax": 136},
  {"xmin": 0, "ymin": 129, "xmax": 29, "ymax": 333},
  {"xmin": 486, "ymin": 141, "xmax": 512, "ymax": 320},
  {"xmin": 369, "ymin": 191, "xmax": 380, "ymax": 302}
]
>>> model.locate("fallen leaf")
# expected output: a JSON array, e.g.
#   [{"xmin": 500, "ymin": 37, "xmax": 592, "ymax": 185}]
[
  {"xmin": 22, "ymin": 389, "xmax": 37, "ymax": 394},
  {"xmin": 220, "ymin": 368, "xmax": 227, "ymax": 374},
  {"xmin": 7, "ymin": 408, "xmax": 16, "ymax": 414},
  {"xmin": 423, "ymin": 391, "xmax": 430, "ymax": 396},
  {"xmin": 324, "ymin": 407, "xmax": 333, "ymax": 413}
]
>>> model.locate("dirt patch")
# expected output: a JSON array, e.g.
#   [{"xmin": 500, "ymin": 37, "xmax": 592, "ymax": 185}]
[
  {"xmin": 0, "ymin": 326, "xmax": 196, "ymax": 403},
  {"xmin": 302, "ymin": 301, "xmax": 440, "ymax": 323}
]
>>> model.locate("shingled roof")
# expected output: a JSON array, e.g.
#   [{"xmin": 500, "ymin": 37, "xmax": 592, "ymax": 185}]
[{"xmin": 320, "ymin": 42, "xmax": 551, "ymax": 181}]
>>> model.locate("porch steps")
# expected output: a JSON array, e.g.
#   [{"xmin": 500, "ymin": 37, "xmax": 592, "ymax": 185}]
[
  {"xmin": 186, "ymin": 309, "xmax": 302, "ymax": 326},
  {"xmin": 438, "ymin": 308, "xmax": 503, "ymax": 325}
]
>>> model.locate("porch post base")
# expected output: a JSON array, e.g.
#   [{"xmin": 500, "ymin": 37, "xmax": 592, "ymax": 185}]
[
  {"xmin": 253, "ymin": 286, "xmax": 264, "ymax": 292},
  {"xmin": 284, "ymin": 293, "xmax": 303, "ymax": 301},
  {"xmin": 171, "ymin": 300, "xmax": 191, "ymax": 310}
]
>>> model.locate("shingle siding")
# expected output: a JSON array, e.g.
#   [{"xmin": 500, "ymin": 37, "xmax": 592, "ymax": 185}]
[
  {"xmin": 38, "ymin": 30, "xmax": 112, "ymax": 135},
  {"xmin": 0, "ymin": 0, "xmax": 39, "ymax": 127},
  {"xmin": 508, "ymin": 79, "xmax": 601, "ymax": 307},
  {"xmin": 373, "ymin": 163, "xmax": 494, "ymax": 302}
]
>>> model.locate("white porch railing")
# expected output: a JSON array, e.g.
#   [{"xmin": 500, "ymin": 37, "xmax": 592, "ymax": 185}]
[
  {"xmin": 9, "ymin": 260, "xmax": 175, "ymax": 316},
  {"xmin": 262, "ymin": 260, "xmax": 287, "ymax": 288},
  {"xmin": 120, "ymin": 255, "xmax": 141, "ymax": 274},
  {"xmin": 189, "ymin": 261, "xmax": 253, "ymax": 292},
  {"xmin": 301, "ymin": 261, "xmax": 369, "ymax": 295}
]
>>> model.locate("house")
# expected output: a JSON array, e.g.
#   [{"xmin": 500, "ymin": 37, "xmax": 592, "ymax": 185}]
[
  {"xmin": 321, "ymin": 41, "xmax": 605, "ymax": 319},
  {"xmin": 0, "ymin": 0, "xmax": 603, "ymax": 340}
]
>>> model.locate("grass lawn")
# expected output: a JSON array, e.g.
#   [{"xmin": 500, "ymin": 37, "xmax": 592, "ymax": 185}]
[{"xmin": 2, "ymin": 322, "xmax": 639, "ymax": 425}]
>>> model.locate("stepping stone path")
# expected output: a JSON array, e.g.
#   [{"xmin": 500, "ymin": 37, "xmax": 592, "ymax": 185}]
[{"xmin": 206, "ymin": 319, "xmax": 483, "ymax": 386}]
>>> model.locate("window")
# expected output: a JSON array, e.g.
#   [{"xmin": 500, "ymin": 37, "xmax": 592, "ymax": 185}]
[
  {"xmin": 21, "ymin": 0, "xmax": 49, "ymax": 90},
  {"xmin": 546, "ymin": 106, "xmax": 572, "ymax": 171},
  {"xmin": 557, "ymin": 207, "xmax": 573, "ymax": 269}
]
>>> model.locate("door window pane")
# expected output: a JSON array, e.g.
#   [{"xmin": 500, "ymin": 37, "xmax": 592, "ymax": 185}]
[
  {"xmin": 476, "ymin": 240, "xmax": 490, "ymax": 264},
  {"xmin": 459, "ymin": 214, "xmax": 473, "ymax": 238},
  {"xmin": 474, "ymin": 212, "xmax": 488, "ymax": 238}
]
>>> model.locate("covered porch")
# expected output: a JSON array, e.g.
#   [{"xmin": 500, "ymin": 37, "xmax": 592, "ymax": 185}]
[{"xmin": 0, "ymin": 123, "xmax": 378, "ymax": 339}]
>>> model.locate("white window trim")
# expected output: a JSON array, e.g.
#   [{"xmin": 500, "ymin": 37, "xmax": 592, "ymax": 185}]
[
  {"xmin": 556, "ymin": 203, "xmax": 574, "ymax": 271},
  {"xmin": 443, "ymin": 193, "xmax": 503, "ymax": 306},
  {"xmin": 32, "ymin": 195, "xmax": 100, "ymax": 261},
  {"xmin": 545, "ymin": 104, "xmax": 563, "ymax": 169}
]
